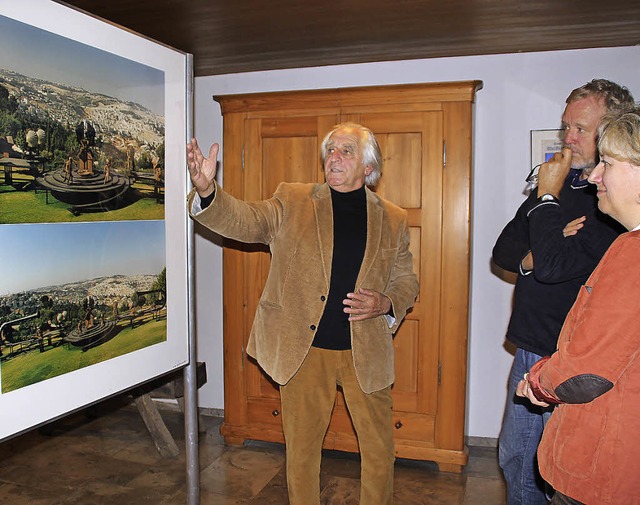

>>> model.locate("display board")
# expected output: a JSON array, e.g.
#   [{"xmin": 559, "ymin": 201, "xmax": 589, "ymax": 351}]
[{"xmin": 0, "ymin": 0, "xmax": 191, "ymax": 440}]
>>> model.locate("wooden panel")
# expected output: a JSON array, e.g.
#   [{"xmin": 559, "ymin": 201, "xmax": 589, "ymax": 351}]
[
  {"xmin": 327, "ymin": 400, "xmax": 357, "ymax": 439},
  {"xmin": 260, "ymin": 116, "xmax": 325, "ymax": 137},
  {"xmin": 359, "ymin": 111, "xmax": 444, "ymax": 420},
  {"xmin": 392, "ymin": 411, "xmax": 435, "ymax": 443},
  {"xmin": 262, "ymin": 137, "xmax": 318, "ymax": 190},
  {"xmin": 418, "ymin": 111, "xmax": 444, "ymax": 415},
  {"xmin": 376, "ymin": 132, "xmax": 422, "ymax": 208},
  {"xmin": 64, "ymin": 1, "xmax": 639, "ymax": 77},
  {"xmin": 242, "ymin": 116, "xmax": 336, "ymax": 403},
  {"xmin": 436, "ymin": 101, "xmax": 472, "ymax": 453},
  {"xmin": 392, "ymin": 319, "xmax": 419, "ymax": 412},
  {"xmin": 216, "ymin": 83, "xmax": 481, "ymax": 115},
  {"xmin": 246, "ymin": 398, "xmax": 284, "ymax": 427},
  {"xmin": 408, "ymin": 226, "xmax": 420, "ymax": 292},
  {"xmin": 221, "ymin": 113, "xmax": 250, "ymax": 431}
]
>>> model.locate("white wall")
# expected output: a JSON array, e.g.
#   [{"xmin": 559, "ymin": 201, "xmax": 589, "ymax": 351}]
[{"xmin": 193, "ymin": 46, "xmax": 640, "ymax": 439}]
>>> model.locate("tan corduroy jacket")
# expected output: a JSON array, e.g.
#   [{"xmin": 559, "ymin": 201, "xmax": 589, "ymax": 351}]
[{"xmin": 189, "ymin": 181, "xmax": 419, "ymax": 393}]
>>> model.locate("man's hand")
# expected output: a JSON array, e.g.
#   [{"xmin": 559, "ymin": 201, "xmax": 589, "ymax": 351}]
[
  {"xmin": 563, "ymin": 216, "xmax": 586, "ymax": 237},
  {"xmin": 343, "ymin": 288, "xmax": 391, "ymax": 322},
  {"xmin": 537, "ymin": 147, "xmax": 573, "ymax": 198},
  {"xmin": 520, "ymin": 215, "xmax": 586, "ymax": 272},
  {"xmin": 187, "ymin": 138, "xmax": 219, "ymax": 198},
  {"xmin": 516, "ymin": 378, "xmax": 550, "ymax": 407}
]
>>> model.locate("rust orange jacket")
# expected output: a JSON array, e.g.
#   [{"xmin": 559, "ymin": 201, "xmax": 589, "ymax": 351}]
[{"xmin": 529, "ymin": 230, "xmax": 640, "ymax": 504}]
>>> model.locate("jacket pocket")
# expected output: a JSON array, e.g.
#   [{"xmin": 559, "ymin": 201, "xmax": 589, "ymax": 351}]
[
  {"xmin": 552, "ymin": 403, "xmax": 607, "ymax": 479},
  {"xmin": 254, "ymin": 299, "xmax": 283, "ymax": 338}
]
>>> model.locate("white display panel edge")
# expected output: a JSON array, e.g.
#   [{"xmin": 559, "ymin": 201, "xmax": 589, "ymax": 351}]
[{"xmin": 0, "ymin": 0, "xmax": 191, "ymax": 440}]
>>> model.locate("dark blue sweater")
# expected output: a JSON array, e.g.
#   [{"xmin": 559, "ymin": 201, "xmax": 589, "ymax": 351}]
[{"xmin": 492, "ymin": 176, "xmax": 622, "ymax": 356}]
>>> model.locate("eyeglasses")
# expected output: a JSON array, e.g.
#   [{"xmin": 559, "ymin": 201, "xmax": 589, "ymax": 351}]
[{"xmin": 525, "ymin": 164, "xmax": 542, "ymax": 191}]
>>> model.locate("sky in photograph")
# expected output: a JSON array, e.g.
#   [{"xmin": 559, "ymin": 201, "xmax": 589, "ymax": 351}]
[
  {"xmin": 0, "ymin": 14, "xmax": 164, "ymax": 115},
  {"xmin": 0, "ymin": 221, "xmax": 166, "ymax": 295}
]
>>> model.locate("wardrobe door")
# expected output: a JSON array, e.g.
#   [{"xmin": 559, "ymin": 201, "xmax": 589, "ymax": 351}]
[{"xmin": 220, "ymin": 112, "xmax": 338, "ymax": 444}]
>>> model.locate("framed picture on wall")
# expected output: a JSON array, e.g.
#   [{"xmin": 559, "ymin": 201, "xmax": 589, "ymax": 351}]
[
  {"xmin": 531, "ymin": 128, "xmax": 564, "ymax": 170},
  {"xmin": 0, "ymin": 0, "xmax": 192, "ymax": 441}
]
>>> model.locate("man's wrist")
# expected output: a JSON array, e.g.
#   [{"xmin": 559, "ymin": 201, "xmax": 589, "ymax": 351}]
[
  {"xmin": 384, "ymin": 295, "xmax": 393, "ymax": 316},
  {"xmin": 198, "ymin": 183, "xmax": 215, "ymax": 199},
  {"xmin": 537, "ymin": 193, "xmax": 560, "ymax": 204},
  {"xmin": 199, "ymin": 184, "xmax": 216, "ymax": 209}
]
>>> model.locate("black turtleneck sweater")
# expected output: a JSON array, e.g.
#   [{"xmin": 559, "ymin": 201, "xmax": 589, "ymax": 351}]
[{"xmin": 312, "ymin": 186, "xmax": 367, "ymax": 350}]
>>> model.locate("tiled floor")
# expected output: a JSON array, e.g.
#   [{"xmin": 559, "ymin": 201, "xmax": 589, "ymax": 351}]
[{"xmin": 0, "ymin": 398, "xmax": 506, "ymax": 504}]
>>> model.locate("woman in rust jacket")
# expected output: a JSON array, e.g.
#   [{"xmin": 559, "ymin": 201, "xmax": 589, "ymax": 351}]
[{"xmin": 518, "ymin": 106, "xmax": 640, "ymax": 505}]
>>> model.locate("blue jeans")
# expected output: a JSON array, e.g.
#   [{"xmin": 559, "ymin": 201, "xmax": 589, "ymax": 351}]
[{"xmin": 499, "ymin": 348, "xmax": 554, "ymax": 505}]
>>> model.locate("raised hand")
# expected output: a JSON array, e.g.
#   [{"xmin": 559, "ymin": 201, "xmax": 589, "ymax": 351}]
[
  {"xmin": 537, "ymin": 147, "xmax": 573, "ymax": 198},
  {"xmin": 187, "ymin": 138, "xmax": 219, "ymax": 198}
]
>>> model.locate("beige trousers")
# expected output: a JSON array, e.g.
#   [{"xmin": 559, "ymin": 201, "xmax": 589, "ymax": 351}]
[{"xmin": 280, "ymin": 347, "xmax": 395, "ymax": 505}]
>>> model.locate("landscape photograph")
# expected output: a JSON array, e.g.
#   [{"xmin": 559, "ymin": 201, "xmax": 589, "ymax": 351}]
[
  {"xmin": 0, "ymin": 14, "xmax": 166, "ymax": 223},
  {"xmin": 0, "ymin": 220, "xmax": 167, "ymax": 393}
]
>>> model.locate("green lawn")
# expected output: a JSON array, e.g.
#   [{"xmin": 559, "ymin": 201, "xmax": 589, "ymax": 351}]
[
  {"xmin": 1, "ymin": 319, "xmax": 167, "ymax": 393},
  {"xmin": 0, "ymin": 184, "xmax": 164, "ymax": 223}
]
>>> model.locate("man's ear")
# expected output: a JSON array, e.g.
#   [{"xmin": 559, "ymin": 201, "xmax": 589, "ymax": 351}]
[{"xmin": 364, "ymin": 164, "xmax": 373, "ymax": 176}]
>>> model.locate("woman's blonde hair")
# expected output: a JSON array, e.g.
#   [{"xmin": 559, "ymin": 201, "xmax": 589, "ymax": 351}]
[{"xmin": 598, "ymin": 106, "xmax": 640, "ymax": 166}]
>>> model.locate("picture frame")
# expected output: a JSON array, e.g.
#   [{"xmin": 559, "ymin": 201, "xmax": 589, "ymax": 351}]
[
  {"xmin": 530, "ymin": 128, "xmax": 564, "ymax": 170},
  {"xmin": 0, "ymin": 0, "xmax": 191, "ymax": 440}
]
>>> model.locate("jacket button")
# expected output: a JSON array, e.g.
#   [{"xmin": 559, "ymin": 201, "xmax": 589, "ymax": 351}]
[
  {"xmin": 320, "ymin": 296, "xmax": 326, "ymax": 301},
  {"xmin": 310, "ymin": 325, "xmax": 316, "ymax": 331}
]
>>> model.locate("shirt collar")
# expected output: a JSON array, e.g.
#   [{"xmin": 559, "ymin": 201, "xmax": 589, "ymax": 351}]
[{"xmin": 569, "ymin": 168, "xmax": 590, "ymax": 189}]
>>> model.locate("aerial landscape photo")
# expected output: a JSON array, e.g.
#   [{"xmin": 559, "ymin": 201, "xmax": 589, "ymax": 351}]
[
  {"xmin": 0, "ymin": 220, "xmax": 167, "ymax": 393},
  {"xmin": 0, "ymin": 14, "xmax": 166, "ymax": 223}
]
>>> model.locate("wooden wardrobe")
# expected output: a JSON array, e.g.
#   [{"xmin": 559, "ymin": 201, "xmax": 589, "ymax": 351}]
[{"xmin": 214, "ymin": 81, "xmax": 481, "ymax": 472}]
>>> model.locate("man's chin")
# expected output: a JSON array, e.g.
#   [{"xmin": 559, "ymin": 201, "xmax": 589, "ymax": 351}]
[{"xmin": 570, "ymin": 159, "xmax": 597, "ymax": 174}]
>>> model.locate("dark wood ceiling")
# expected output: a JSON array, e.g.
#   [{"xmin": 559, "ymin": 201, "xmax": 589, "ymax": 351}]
[{"xmin": 60, "ymin": 0, "xmax": 640, "ymax": 77}]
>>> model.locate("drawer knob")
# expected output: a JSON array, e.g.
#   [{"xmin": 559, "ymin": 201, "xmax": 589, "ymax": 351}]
[
  {"xmin": 272, "ymin": 409, "xmax": 280, "ymax": 417},
  {"xmin": 395, "ymin": 421, "xmax": 403, "ymax": 429}
]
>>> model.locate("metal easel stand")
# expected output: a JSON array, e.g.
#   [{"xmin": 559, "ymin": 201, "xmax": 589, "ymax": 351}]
[
  {"xmin": 184, "ymin": 52, "xmax": 200, "ymax": 505},
  {"xmin": 184, "ymin": 350, "xmax": 199, "ymax": 505}
]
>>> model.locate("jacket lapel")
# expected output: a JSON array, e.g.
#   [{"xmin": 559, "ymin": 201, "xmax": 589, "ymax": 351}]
[
  {"xmin": 356, "ymin": 188, "xmax": 383, "ymax": 288},
  {"xmin": 312, "ymin": 184, "xmax": 333, "ymax": 290}
]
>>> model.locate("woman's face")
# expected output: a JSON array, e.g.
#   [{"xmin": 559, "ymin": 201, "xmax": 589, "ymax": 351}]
[{"xmin": 588, "ymin": 154, "xmax": 640, "ymax": 230}]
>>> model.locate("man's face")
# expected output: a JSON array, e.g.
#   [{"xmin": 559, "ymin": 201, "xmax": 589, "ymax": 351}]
[
  {"xmin": 323, "ymin": 127, "xmax": 372, "ymax": 193},
  {"xmin": 561, "ymin": 95, "xmax": 608, "ymax": 173}
]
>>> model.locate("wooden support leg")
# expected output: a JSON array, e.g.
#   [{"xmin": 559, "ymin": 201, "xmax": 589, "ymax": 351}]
[{"xmin": 134, "ymin": 393, "xmax": 180, "ymax": 458}]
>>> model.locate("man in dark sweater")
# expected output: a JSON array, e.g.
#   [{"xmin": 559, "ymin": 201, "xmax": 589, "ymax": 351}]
[
  {"xmin": 493, "ymin": 79, "xmax": 634, "ymax": 505},
  {"xmin": 187, "ymin": 122, "xmax": 419, "ymax": 505}
]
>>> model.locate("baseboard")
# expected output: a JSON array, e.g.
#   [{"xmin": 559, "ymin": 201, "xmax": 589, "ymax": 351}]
[
  {"xmin": 192, "ymin": 407, "xmax": 498, "ymax": 449},
  {"xmin": 466, "ymin": 436, "xmax": 498, "ymax": 448},
  {"xmin": 198, "ymin": 407, "xmax": 224, "ymax": 418}
]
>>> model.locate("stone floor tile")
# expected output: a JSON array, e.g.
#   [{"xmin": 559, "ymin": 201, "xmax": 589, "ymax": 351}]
[
  {"xmin": 0, "ymin": 482, "xmax": 64, "ymax": 505},
  {"xmin": 464, "ymin": 446, "xmax": 503, "ymax": 480},
  {"xmin": 199, "ymin": 446, "xmax": 285, "ymax": 499},
  {"xmin": 238, "ymin": 465, "xmax": 287, "ymax": 504},
  {"xmin": 320, "ymin": 475, "xmax": 360, "ymax": 504},
  {"xmin": 463, "ymin": 475, "xmax": 507, "ymax": 505},
  {"xmin": 0, "ymin": 398, "xmax": 506, "ymax": 505}
]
